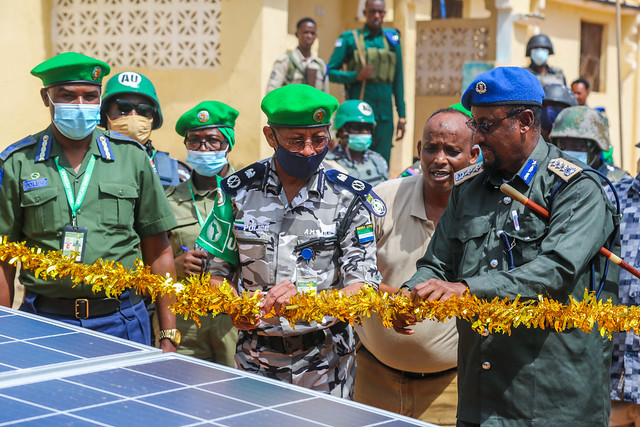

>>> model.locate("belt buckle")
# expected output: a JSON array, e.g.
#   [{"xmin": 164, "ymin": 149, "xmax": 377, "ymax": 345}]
[
  {"xmin": 283, "ymin": 335, "xmax": 304, "ymax": 353},
  {"xmin": 75, "ymin": 298, "xmax": 89, "ymax": 319}
]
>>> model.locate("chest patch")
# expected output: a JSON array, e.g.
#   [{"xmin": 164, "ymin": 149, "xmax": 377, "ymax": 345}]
[{"xmin": 23, "ymin": 178, "xmax": 48, "ymax": 191}]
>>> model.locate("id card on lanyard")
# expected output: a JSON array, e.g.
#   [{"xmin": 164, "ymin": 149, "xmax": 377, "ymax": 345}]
[{"xmin": 55, "ymin": 155, "xmax": 96, "ymax": 262}]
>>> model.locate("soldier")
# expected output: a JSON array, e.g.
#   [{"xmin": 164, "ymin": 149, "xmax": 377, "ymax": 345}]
[
  {"xmin": 161, "ymin": 101, "xmax": 239, "ymax": 365},
  {"xmin": 540, "ymin": 83, "xmax": 576, "ymax": 142},
  {"xmin": 327, "ymin": 0, "xmax": 405, "ymax": 164},
  {"xmin": 0, "ymin": 52, "xmax": 179, "ymax": 351},
  {"xmin": 571, "ymin": 78, "xmax": 590, "ymax": 106},
  {"xmin": 101, "ymin": 71, "xmax": 191, "ymax": 188},
  {"xmin": 550, "ymin": 105, "xmax": 630, "ymax": 183},
  {"xmin": 524, "ymin": 34, "xmax": 567, "ymax": 86},
  {"xmin": 266, "ymin": 17, "xmax": 329, "ymax": 93},
  {"xmin": 394, "ymin": 67, "xmax": 618, "ymax": 425},
  {"xmin": 200, "ymin": 84, "xmax": 383, "ymax": 399},
  {"xmin": 326, "ymin": 100, "xmax": 388, "ymax": 186}
]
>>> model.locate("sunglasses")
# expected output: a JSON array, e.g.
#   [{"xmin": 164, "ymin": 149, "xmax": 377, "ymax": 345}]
[
  {"xmin": 113, "ymin": 98, "xmax": 156, "ymax": 119},
  {"xmin": 466, "ymin": 110, "xmax": 524, "ymax": 135}
]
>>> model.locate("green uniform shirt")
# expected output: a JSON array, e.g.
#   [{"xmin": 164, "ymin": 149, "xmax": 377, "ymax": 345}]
[
  {"xmin": 404, "ymin": 138, "xmax": 619, "ymax": 425},
  {"xmin": 0, "ymin": 126, "xmax": 177, "ymax": 298}
]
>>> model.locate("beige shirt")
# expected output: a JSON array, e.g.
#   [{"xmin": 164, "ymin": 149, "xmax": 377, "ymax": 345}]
[
  {"xmin": 266, "ymin": 47, "xmax": 329, "ymax": 93},
  {"xmin": 355, "ymin": 174, "xmax": 458, "ymax": 373}
]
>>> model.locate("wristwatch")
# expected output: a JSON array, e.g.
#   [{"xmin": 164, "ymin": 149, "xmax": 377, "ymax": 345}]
[{"xmin": 158, "ymin": 328, "xmax": 181, "ymax": 347}]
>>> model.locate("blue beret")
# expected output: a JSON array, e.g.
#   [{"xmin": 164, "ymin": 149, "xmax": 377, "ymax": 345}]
[{"xmin": 461, "ymin": 66, "xmax": 544, "ymax": 110}]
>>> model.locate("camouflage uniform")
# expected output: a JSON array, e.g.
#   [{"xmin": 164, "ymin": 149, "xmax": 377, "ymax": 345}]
[
  {"xmin": 325, "ymin": 146, "xmax": 388, "ymax": 186},
  {"xmin": 209, "ymin": 157, "xmax": 382, "ymax": 399}
]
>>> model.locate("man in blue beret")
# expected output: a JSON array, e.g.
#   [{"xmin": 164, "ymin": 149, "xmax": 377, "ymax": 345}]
[
  {"xmin": 393, "ymin": 66, "xmax": 619, "ymax": 425},
  {"xmin": 0, "ymin": 52, "xmax": 179, "ymax": 351}
]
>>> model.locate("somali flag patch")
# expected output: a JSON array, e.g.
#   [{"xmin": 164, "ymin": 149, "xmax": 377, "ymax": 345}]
[{"xmin": 356, "ymin": 224, "xmax": 374, "ymax": 244}]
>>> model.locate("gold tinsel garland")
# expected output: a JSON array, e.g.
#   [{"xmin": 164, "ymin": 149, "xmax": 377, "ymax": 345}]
[{"xmin": 2, "ymin": 238, "xmax": 639, "ymax": 338}]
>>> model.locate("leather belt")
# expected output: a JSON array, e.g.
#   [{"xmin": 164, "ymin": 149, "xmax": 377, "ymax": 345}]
[
  {"xmin": 361, "ymin": 344, "xmax": 456, "ymax": 380},
  {"xmin": 253, "ymin": 322, "xmax": 349, "ymax": 354},
  {"xmin": 34, "ymin": 293, "xmax": 143, "ymax": 319}
]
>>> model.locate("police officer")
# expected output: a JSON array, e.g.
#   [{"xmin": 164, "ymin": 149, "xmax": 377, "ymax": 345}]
[
  {"xmin": 0, "ymin": 52, "xmax": 179, "ymax": 351},
  {"xmin": 550, "ymin": 105, "xmax": 630, "ymax": 183},
  {"xmin": 101, "ymin": 71, "xmax": 191, "ymax": 188},
  {"xmin": 326, "ymin": 100, "xmax": 388, "ymax": 186},
  {"xmin": 200, "ymin": 84, "xmax": 383, "ymax": 399},
  {"xmin": 327, "ymin": 0, "xmax": 405, "ymax": 164},
  {"xmin": 266, "ymin": 17, "xmax": 329, "ymax": 93},
  {"xmin": 162, "ymin": 101, "xmax": 239, "ymax": 365},
  {"xmin": 524, "ymin": 34, "xmax": 567, "ymax": 86},
  {"xmin": 394, "ymin": 67, "xmax": 618, "ymax": 425},
  {"xmin": 541, "ymin": 83, "xmax": 577, "ymax": 142}
]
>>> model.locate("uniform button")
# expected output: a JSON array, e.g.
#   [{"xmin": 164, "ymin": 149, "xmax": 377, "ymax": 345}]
[
  {"xmin": 482, "ymin": 361, "xmax": 491, "ymax": 370},
  {"xmin": 482, "ymin": 328, "xmax": 489, "ymax": 337},
  {"xmin": 490, "ymin": 259, "xmax": 498, "ymax": 268},
  {"xmin": 503, "ymin": 196, "xmax": 512, "ymax": 205},
  {"xmin": 119, "ymin": 189, "xmax": 123, "ymax": 196}
]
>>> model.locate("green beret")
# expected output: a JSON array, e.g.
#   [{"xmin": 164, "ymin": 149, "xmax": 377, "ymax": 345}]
[
  {"xmin": 176, "ymin": 101, "xmax": 239, "ymax": 149},
  {"xmin": 261, "ymin": 84, "xmax": 338, "ymax": 128},
  {"xmin": 31, "ymin": 52, "xmax": 110, "ymax": 87}
]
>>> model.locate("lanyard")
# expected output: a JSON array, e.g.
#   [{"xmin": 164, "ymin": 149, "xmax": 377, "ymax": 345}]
[
  {"xmin": 55, "ymin": 155, "xmax": 96, "ymax": 225},
  {"xmin": 188, "ymin": 180, "xmax": 206, "ymax": 227}
]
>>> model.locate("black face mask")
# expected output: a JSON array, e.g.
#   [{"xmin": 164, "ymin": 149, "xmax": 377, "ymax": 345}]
[{"xmin": 272, "ymin": 131, "xmax": 329, "ymax": 180}]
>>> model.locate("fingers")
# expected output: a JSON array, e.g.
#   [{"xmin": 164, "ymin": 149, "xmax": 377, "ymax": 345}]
[
  {"xmin": 232, "ymin": 315, "xmax": 261, "ymax": 331},
  {"xmin": 391, "ymin": 314, "xmax": 416, "ymax": 335},
  {"xmin": 260, "ymin": 280, "xmax": 297, "ymax": 316}
]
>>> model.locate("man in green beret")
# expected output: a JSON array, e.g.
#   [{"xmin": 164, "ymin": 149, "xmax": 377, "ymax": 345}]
[
  {"xmin": 101, "ymin": 71, "xmax": 191, "ymax": 188},
  {"xmin": 159, "ymin": 101, "xmax": 239, "ymax": 365},
  {"xmin": 199, "ymin": 84, "xmax": 384, "ymax": 399},
  {"xmin": 0, "ymin": 52, "xmax": 179, "ymax": 351}
]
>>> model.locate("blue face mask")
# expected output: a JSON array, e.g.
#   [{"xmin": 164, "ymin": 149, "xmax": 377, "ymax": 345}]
[
  {"xmin": 563, "ymin": 150, "xmax": 589, "ymax": 165},
  {"xmin": 530, "ymin": 48, "xmax": 550, "ymax": 66},
  {"xmin": 48, "ymin": 94, "xmax": 101, "ymax": 140},
  {"xmin": 186, "ymin": 149, "xmax": 228, "ymax": 176},
  {"xmin": 347, "ymin": 133, "xmax": 373, "ymax": 152},
  {"xmin": 275, "ymin": 144, "xmax": 328, "ymax": 180}
]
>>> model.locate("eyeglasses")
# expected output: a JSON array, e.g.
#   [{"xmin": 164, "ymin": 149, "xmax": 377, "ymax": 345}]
[
  {"xmin": 466, "ymin": 110, "xmax": 525, "ymax": 135},
  {"xmin": 274, "ymin": 129, "xmax": 329, "ymax": 153},
  {"xmin": 113, "ymin": 99, "xmax": 156, "ymax": 119},
  {"xmin": 184, "ymin": 138, "xmax": 229, "ymax": 151}
]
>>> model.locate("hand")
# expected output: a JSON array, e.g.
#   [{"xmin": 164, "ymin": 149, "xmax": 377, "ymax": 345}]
[
  {"xmin": 391, "ymin": 288, "xmax": 416, "ymax": 335},
  {"xmin": 342, "ymin": 281, "xmax": 366, "ymax": 296},
  {"xmin": 395, "ymin": 119, "xmax": 406, "ymax": 141},
  {"xmin": 260, "ymin": 280, "xmax": 298, "ymax": 317},
  {"xmin": 411, "ymin": 279, "xmax": 468, "ymax": 302},
  {"xmin": 356, "ymin": 65, "xmax": 374, "ymax": 82},
  {"xmin": 159, "ymin": 339, "xmax": 177, "ymax": 353},
  {"xmin": 175, "ymin": 249, "xmax": 208, "ymax": 277},
  {"xmin": 229, "ymin": 288, "xmax": 263, "ymax": 330}
]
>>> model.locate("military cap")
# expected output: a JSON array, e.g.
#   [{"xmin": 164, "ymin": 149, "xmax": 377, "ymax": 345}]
[
  {"xmin": 261, "ymin": 84, "xmax": 338, "ymax": 128},
  {"xmin": 176, "ymin": 101, "xmax": 239, "ymax": 147},
  {"xmin": 334, "ymin": 100, "xmax": 376, "ymax": 130},
  {"xmin": 461, "ymin": 66, "xmax": 545, "ymax": 110},
  {"xmin": 31, "ymin": 52, "xmax": 110, "ymax": 88},
  {"xmin": 550, "ymin": 106, "xmax": 610, "ymax": 152}
]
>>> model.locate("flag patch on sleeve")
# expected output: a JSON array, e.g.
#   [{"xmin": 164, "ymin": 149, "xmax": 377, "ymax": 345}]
[{"xmin": 356, "ymin": 224, "xmax": 374, "ymax": 243}]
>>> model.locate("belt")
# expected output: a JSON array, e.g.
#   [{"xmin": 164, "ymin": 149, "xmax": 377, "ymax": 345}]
[
  {"xmin": 361, "ymin": 344, "xmax": 456, "ymax": 380},
  {"xmin": 253, "ymin": 322, "xmax": 349, "ymax": 354},
  {"xmin": 34, "ymin": 293, "xmax": 143, "ymax": 320}
]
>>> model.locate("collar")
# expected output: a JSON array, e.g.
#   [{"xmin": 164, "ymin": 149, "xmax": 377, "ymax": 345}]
[
  {"xmin": 362, "ymin": 25, "xmax": 382, "ymax": 39},
  {"xmin": 486, "ymin": 137, "xmax": 549, "ymax": 189},
  {"xmin": 36, "ymin": 127, "xmax": 114, "ymax": 163},
  {"xmin": 265, "ymin": 156, "xmax": 325, "ymax": 199}
]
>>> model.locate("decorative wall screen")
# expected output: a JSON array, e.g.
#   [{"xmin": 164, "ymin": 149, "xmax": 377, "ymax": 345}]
[
  {"xmin": 416, "ymin": 20, "xmax": 492, "ymax": 96},
  {"xmin": 52, "ymin": 0, "xmax": 222, "ymax": 69}
]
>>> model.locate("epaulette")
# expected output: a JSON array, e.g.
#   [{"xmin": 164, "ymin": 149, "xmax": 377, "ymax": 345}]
[
  {"xmin": 454, "ymin": 162, "xmax": 484, "ymax": 185},
  {"xmin": 220, "ymin": 162, "xmax": 267, "ymax": 195},
  {"xmin": 325, "ymin": 169, "xmax": 386, "ymax": 217},
  {"xmin": 0, "ymin": 136, "xmax": 37, "ymax": 161},
  {"xmin": 384, "ymin": 28, "xmax": 400, "ymax": 46},
  {"xmin": 548, "ymin": 158, "xmax": 582, "ymax": 182},
  {"xmin": 108, "ymin": 130, "xmax": 145, "ymax": 149}
]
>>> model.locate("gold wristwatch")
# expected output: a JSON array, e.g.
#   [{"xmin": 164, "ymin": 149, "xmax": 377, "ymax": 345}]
[{"xmin": 158, "ymin": 329, "xmax": 181, "ymax": 347}]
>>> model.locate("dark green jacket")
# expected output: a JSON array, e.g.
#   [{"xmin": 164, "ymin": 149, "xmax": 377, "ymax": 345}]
[{"xmin": 405, "ymin": 138, "xmax": 619, "ymax": 425}]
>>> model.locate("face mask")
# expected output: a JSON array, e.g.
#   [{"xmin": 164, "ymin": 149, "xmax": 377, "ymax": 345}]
[
  {"xmin": 530, "ymin": 48, "xmax": 549, "ymax": 66},
  {"xmin": 275, "ymin": 145, "xmax": 329, "ymax": 180},
  {"xmin": 186, "ymin": 149, "xmax": 228, "ymax": 176},
  {"xmin": 541, "ymin": 106, "xmax": 563, "ymax": 134},
  {"xmin": 347, "ymin": 133, "xmax": 373, "ymax": 152},
  {"xmin": 48, "ymin": 94, "xmax": 101, "ymax": 140},
  {"xmin": 107, "ymin": 115, "xmax": 153, "ymax": 144},
  {"xmin": 563, "ymin": 150, "xmax": 588, "ymax": 165}
]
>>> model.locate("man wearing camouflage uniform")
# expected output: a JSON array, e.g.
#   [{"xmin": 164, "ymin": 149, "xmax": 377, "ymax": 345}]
[
  {"xmin": 202, "ymin": 84, "xmax": 384, "ymax": 399},
  {"xmin": 550, "ymin": 106, "xmax": 630, "ymax": 183}
]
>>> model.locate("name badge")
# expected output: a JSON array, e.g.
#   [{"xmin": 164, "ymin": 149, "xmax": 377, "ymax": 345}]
[{"xmin": 61, "ymin": 225, "xmax": 88, "ymax": 262}]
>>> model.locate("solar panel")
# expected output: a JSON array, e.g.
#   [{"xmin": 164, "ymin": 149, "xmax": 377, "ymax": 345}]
[{"xmin": 0, "ymin": 307, "xmax": 435, "ymax": 426}]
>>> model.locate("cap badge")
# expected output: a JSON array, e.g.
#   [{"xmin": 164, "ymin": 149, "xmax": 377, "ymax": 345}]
[
  {"xmin": 358, "ymin": 102, "xmax": 373, "ymax": 116},
  {"xmin": 475, "ymin": 81, "xmax": 487, "ymax": 94},
  {"xmin": 91, "ymin": 66, "xmax": 102, "ymax": 81},
  {"xmin": 197, "ymin": 110, "xmax": 210, "ymax": 123},
  {"xmin": 30, "ymin": 172, "xmax": 40, "ymax": 179},
  {"xmin": 312, "ymin": 108, "xmax": 326, "ymax": 123}
]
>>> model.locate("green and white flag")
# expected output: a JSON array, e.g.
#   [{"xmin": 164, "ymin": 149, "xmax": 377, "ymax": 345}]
[{"xmin": 195, "ymin": 176, "xmax": 239, "ymax": 266}]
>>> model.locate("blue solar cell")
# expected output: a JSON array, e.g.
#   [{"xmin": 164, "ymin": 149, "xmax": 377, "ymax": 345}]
[
  {"xmin": 129, "ymin": 358, "xmax": 237, "ymax": 385},
  {"xmin": 0, "ymin": 379, "xmax": 118, "ymax": 410},
  {"xmin": 0, "ymin": 341, "xmax": 79, "ymax": 369},
  {"xmin": 201, "ymin": 376, "xmax": 310, "ymax": 406},
  {"xmin": 0, "ymin": 363, "xmax": 15, "ymax": 373},
  {"xmin": 0, "ymin": 395, "xmax": 53, "ymax": 423},
  {"xmin": 219, "ymin": 409, "xmax": 323, "ymax": 427},
  {"xmin": 66, "ymin": 368, "xmax": 181, "ymax": 397},
  {"xmin": 71, "ymin": 400, "xmax": 201, "ymax": 426},
  {"xmin": 31, "ymin": 332, "xmax": 140, "ymax": 358},
  {"xmin": 8, "ymin": 414, "xmax": 102, "ymax": 426},
  {"xmin": 277, "ymin": 397, "xmax": 392, "ymax": 427},
  {"xmin": 0, "ymin": 313, "xmax": 72, "ymax": 340}
]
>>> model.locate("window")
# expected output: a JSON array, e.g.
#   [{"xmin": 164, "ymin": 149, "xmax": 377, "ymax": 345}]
[
  {"xmin": 579, "ymin": 21, "xmax": 604, "ymax": 92},
  {"xmin": 431, "ymin": 0, "xmax": 463, "ymax": 19}
]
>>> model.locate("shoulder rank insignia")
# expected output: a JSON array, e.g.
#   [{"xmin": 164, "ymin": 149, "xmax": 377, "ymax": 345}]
[
  {"xmin": 0, "ymin": 136, "xmax": 37, "ymax": 161},
  {"xmin": 454, "ymin": 162, "xmax": 484, "ymax": 185},
  {"xmin": 384, "ymin": 28, "xmax": 400, "ymax": 46},
  {"xmin": 221, "ymin": 162, "xmax": 267, "ymax": 195},
  {"xmin": 35, "ymin": 134, "xmax": 52, "ymax": 162},
  {"xmin": 548, "ymin": 158, "xmax": 582, "ymax": 182},
  {"xmin": 96, "ymin": 134, "xmax": 114, "ymax": 161},
  {"xmin": 325, "ymin": 169, "xmax": 386, "ymax": 217}
]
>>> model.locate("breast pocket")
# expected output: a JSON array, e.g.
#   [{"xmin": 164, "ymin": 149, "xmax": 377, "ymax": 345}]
[
  {"xmin": 503, "ymin": 214, "xmax": 548, "ymax": 266},
  {"xmin": 294, "ymin": 236, "xmax": 339, "ymax": 292},
  {"xmin": 98, "ymin": 182, "xmax": 138, "ymax": 229},
  {"xmin": 21, "ymin": 186, "xmax": 61, "ymax": 235},
  {"xmin": 234, "ymin": 231, "xmax": 274, "ymax": 288},
  {"xmin": 455, "ymin": 216, "xmax": 491, "ymax": 277}
]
